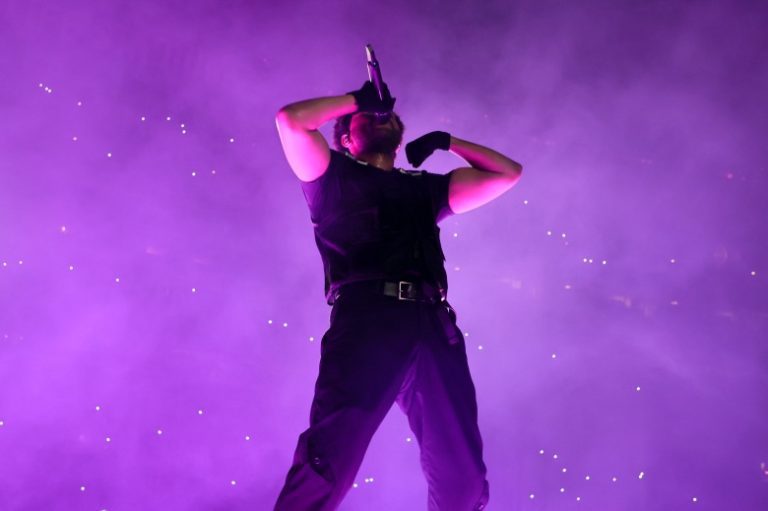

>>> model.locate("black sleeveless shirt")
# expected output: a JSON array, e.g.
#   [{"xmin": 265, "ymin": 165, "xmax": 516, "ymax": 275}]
[{"xmin": 300, "ymin": 149, "xmax": 454, "ymax": 304}]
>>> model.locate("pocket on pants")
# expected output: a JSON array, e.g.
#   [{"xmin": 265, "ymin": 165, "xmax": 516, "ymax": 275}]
[
  {"xmin": 474, "ymin": 479, "xmax": 490, "ymax": 510},
  {"xmin": 306, "ymin": 436, "xmax": 335, "ymax": 483},
  {"xmin": 437, "ymin": 302, "xmax": 463, "ymax": 345}
]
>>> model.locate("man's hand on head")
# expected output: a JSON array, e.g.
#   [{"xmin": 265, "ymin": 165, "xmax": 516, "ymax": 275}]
[
  {"xmin": 348, "ymin": 81, "xmax": 396, "ymax": 114},
  {"xmin": 405, "ymin": 131, "xmax": 451, "ymax": 167}
]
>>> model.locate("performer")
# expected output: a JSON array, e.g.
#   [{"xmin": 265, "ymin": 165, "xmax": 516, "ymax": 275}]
[{"xmin": 273, "ymin": 78, "xmax": 522, "ymax": 511}]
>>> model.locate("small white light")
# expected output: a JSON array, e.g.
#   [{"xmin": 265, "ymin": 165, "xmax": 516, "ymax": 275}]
[
  {"xmin": 107, "ymin": 152, "xmax": 112, "ymax": 158},
  {"xmin": 191, "ymin": 287, "xmax": 196, "ymax": 293},
  {"xmin": 576, "ymin": 496, "xmax": 581, "ymax": 501},
  {"xmin": 478, "ymin": 345, "xmax": 483, "ymax": 350},
  {"xmin": 553, "ymin": 454, "xmax": 558, "ymax": 459},
  {"xmin": 546, "ymin": 230, "xmax": 552, "ymax": 236},
  {"xmin": 198, "ymin": 409, "xmax": 204, "ymax": 415},
  {"xmin": 211, "ymin": 170, "xmax": 217, "ymax": 175},
  {"xmin": 309, "ymin": 336, "xmax": 314, "ymax": 342},
  {"xmin": 267, "ymin": 320, "xmax": 272, "ymax": 324},
  {"xmin": 230, "ymin": 480, "xmax": 236, "ymax": 486},
  {"xmin": 692, "ymin": 497, "xmax": 698, "ymax": 503},
  {"xmin": 95, "ymin": 405, "xmax": 101, "ymax": 411},
  {"xmin": 77, "ymin": 101, "xmax": 82, "ymax": 106},
  {"xmin": 105, "ymin": 437, "xmax": 111, "ymax": 442},
  {"xmin": 18, "ymin": 260, "xmax": 23, "ymax": 265},
  {"xmin": 69, "ymin": 265, "xmax": 74, "ymax": 271},
  {"xmin": 638, "ymin": 471, "xmax": 644, "ymax": 479},
  {"xmin": 602, "ymin": 260, "xmax": 607, "ymax": 265},
  {"xmin": 229, "ymin": 137, "xmax": 235, "ymax": 143},
  {"xmin": 38, "ymin": 83, "xmax": 43, "ymax": 87},
  {"xmin": 80, "ymin": 486, "xmax": 86, "ymax": 492},
  {"xmin": 454, "ymin": 266, "xmax": 460, "ymax": 271},
  {"xmin": 283, "ymin": 322, "xmax": 288, "ymax": 327},
  {"xmin": 140, "ymin": 116, "xmax": 146, "ymax": 121},
  {"xmin": 585, "ymin": 475, "xmax": 590, "ymax": 481},
  {"xmin": 539, "ymin": 449, "xmax": 544, "ymax": 455},
  {"xmin": 157, "ymin": 430, "xmax": 163, "ymax": 435},
  {"xmin": 551, "ymin": 353, "xmax": 557, "ymax": 359},
  {"xmin": 166, "ymin": 116, "xmax": 172, "ymax": 121},
  {"xmin": 182, "ymin": 130, "xmax": 187, "ymax": 134},
  {"xmin": 453, "ymin": 232, "xmax": 458, "ymax": 237},
  {"xmin": 180, "ymin": 123, "xmax": 185, "ymax": 128},
  {"xmin": 636, "ymin": 386, "xmax": 641, "ymax": 391},
  {"xmin": 561, "ymin": 233, "xmax": 566, "ymax": 238},
  {"xmin": 751, "ymin": 271, "xmax": 757, "ymax": 276},
  {"xmin": 523, "ymin": 199, "xmax": 528, "ymax": 205},
  {"xmin": 72, "ymin": 136, "xmax": 78, "ymax": 141},
  {"xmin": 564, "ymin": 284, "xmax": 572, "ymax": 290},
  {"xmin": 562, "ymin": 468, "xmax": 567, "ymax": 473},
  {"xmin": 611, "ymin": 476, "xmax": 617, "ymax": 482},
  {"xmin": 529, "ymin": 494, "xmax": 535, "ymax": 499},
  {"xmin": 0, "ymin": 420, "xmax": 4, "ymax": 426},
  {"xmin": 406, "ymin": 437, "xmax": 412, "ymax": 442},
  {"xmin": 115, "ymin": 277, "xmax": 120, "ymax": 283},
  {"xmin": 191, "ymin": 171, "xmax": 196, "ymax": 176},
  {"xmin": 353, "ymin": 483, "xmax": 359, "ymax": 488},
  {"xmin": 245, "ymin": 435, "xmax": 251, "ymax": 440},
  {"xmin": 560, "ymin": 487, "xmax": 565, "ymax": 493},
  {"xmin": 670, "ymin": 258, "xmax": 676, "ymax": 264}
]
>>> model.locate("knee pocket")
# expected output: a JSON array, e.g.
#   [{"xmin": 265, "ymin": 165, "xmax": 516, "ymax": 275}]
[
  {"xmin": 474, "ymin": 479, "xmax": 489, "ymax": 510},
  {"xmin": 304, "ymin": 434, "xmax": 336, "ymax": 484}
]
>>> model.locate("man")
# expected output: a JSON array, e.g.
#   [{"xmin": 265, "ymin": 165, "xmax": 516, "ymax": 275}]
[{"xmin": 273, "ymin": 79, "xmax": 522, "ymax": 511}]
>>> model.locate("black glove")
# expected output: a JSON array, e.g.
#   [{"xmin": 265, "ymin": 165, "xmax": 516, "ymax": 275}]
[
  {"xmin": 405, "ymin": 131, "xmax": 451, "ymax": 167},
  {"xmin": 348, "ymin": 81, "xmax": 396, "ymax": 114}
]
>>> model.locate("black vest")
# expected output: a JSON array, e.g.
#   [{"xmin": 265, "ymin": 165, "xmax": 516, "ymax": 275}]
[{"xmin": 300, "ymin": 150, "xmax": 454, "ymax": 304}]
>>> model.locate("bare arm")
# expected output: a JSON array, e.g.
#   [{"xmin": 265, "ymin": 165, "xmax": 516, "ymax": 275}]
[
  {"xmin": 447, "ymin": 136, "xmax": 523, "ymax": 215},
  {"xmin": 275, "ymin": 95, "xmax": 357, "ymax": 182}
]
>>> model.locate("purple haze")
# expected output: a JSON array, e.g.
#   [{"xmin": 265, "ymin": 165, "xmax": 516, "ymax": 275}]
[{"xmin": 1, "ymin": 0, "xmax": 767, "ymax": 510}]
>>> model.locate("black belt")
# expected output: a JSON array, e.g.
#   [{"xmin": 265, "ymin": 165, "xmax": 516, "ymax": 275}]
[{"xmin": 332, "ymin": 279, "xmax": 445, "ymax": 304}]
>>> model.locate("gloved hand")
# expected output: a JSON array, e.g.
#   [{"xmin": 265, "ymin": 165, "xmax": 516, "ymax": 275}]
[
  {"xmin": 405, "ymin": 131, "xmax": 451, "ymax": 167},
  {"xmin": 348, "ymin": 81, "xmax": 396, "ymax": 114}
]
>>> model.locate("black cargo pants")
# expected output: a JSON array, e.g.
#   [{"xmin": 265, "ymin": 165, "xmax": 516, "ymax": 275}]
[{"xmin": 274, "ymin": 282, "xmax": 489, "ymax": 510}]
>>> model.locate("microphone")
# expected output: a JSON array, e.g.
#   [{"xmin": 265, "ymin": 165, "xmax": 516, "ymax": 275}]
[
  {"xmin": 365, "ymin": 44, "xmax": 390, "ymax": 120},
  {"xmin": 365, "ymin": 44, "xmax": 384, "ymax": 101}
]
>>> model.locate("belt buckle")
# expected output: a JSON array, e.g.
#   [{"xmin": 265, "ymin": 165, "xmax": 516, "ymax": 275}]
[{"xmin": 398, "ymin": 281, "xmax": 417, "ymax": 301}]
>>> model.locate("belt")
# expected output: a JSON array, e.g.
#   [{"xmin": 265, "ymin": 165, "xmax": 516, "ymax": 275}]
[
  {"xmin": 332, "ymin": 279, "xmax": 445, "ymax": 304},
  {"xmin": 331, "ymin": 279, "xmax": 462, "ymax": 345}
]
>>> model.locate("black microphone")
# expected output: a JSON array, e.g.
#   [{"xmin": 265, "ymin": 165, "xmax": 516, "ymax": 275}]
[{"xmin": 365, "ymin": 44, "xmax": 390, "ymax": 120}]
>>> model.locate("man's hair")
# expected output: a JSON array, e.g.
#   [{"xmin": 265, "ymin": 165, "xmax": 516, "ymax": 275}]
[{"xmin": 332, "ymin": 112, "xmax": 405, "ymax": 153}]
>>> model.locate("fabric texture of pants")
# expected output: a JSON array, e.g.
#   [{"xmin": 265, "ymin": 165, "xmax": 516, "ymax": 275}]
[{"xmin": 274, "ymin": 285, "xmax": 489, "ymax": 511}]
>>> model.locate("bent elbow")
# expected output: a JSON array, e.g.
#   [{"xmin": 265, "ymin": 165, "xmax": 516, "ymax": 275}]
[
  {"xmin": 503, "ymin": 166, "xmax": 522, "ymax": 187},
  {"xmin": 276, "ymin": 108, "xmax": 306, "ymax": 132},
  {"xmin": 275, "ymin": 107, "xmax": 295, "ymax": 124},
  {"xmin": 505, "ymin": 162, "xmax": 523, "ymax": 179}
]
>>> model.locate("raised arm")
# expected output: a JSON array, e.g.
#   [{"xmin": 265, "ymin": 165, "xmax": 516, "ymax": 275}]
[
  {"xmin": 405, "ymin": 131, "xmax": 522, "ymax": 215},
  {"xmin": 447, "ymin": 136, "xmax": 523, "ymax": 215},
  {"xmin": 275, "ymin": 95, "xmax": 357, "ymax": 182}
]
